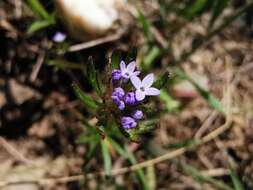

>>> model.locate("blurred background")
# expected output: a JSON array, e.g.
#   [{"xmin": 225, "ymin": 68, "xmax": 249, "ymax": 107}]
[{"xmin": 0, "ymin": 0, "xmax": 253, "ymax": 189}]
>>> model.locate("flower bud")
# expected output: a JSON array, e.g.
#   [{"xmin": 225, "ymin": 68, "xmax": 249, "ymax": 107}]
[
  {"xmin": 117, "ymin": 100, "xmax": 125, "ymax": 110},
  {"xmin": 112, "ymin": 87, "xmax": 125, "ymax": 99},
  {"xmin": 53, "ymin": 32, "xmax": 66, "ymax": 42},
  {"xmin": 112, "ymin": 69, "xmax": 122, "ymax": 81},
  {"xmin": 124, "ymin": 92, "xmax": 137, "ymax": 106},
  {"xmin": 132, "ymin": 110, "xmax": 143, "ymax": 120},
  {"xmin": 121, "ymin": 116, "xmax": 137, "ymax": 129}
]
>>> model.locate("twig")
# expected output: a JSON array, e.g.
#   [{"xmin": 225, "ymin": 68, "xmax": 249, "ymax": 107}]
[
  {"xmin": 68, "ymin": 30, "xmax": 124, "ymax": 52},
  {"xmin": 30, "ymin": 51, "xmax": 46, "ymax": 82},
  {"xmin": 194, "ymin": 110, "xmax": 218, "ymax": 139},
  {"xmin": 0, "ymin": 137, "xmax": 32, "ymax": 164},
  {"xmin": 201, "ymin": 168, "xmax": 230, "ymax": 177}
]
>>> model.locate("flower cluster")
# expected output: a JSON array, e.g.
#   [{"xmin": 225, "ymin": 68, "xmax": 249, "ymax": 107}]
[{"xmin": 111, "ymin": 60, "xmax": 160, "ymax": 130}]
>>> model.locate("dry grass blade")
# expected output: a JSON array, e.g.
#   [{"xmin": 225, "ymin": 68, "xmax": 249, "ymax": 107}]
[{"xmin": 68, "ymin": 29, "xmax": 124, "ymax": 52}]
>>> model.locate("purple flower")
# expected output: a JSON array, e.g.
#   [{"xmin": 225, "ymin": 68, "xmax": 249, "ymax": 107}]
[
  {"xmin": 130, "ymin": 73, "xmax": 160, "ymax": 101},
  {"xmin": 112, "ymin": 69, "xmax": 122, "ymax": 81},
  {"xmin": 124, "ymin": 92, "xmax": 138, "ymax": 106},
  {"xmin": 121, "ymin": 116, "xmax": 137, "ymax": 129},
  {"xmin": 120, "ymin": 61, "xmax": 140, "ymax": 80},
  {"xmin": 132, "ymin": 110, "xmax": 143, "ymax": 120},
  {"xmin": 117, "ymin": 100, "xmax": 125, "ymax": 110},
  {"xmin": 111, "ymin": 87, "xmax": 125, "ymax": 110},
  {"xmin": 112, "ymin": 87, "xmax": 125, "ymax": 99},
  {"xmin": 53, "ymin": 32, "xmax": 66, "ymax": 43}
]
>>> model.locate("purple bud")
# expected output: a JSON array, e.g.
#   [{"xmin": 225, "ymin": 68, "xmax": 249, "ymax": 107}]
[
  {"xmin": 124, "ymin": 92, "xmax": 138, "ymax": 106},
  {"xmin": 111, "ymin": 95, "xmax": 120, "ymax": 104},
  {"xmin": 53, "ymin": 32, "xmax": 66, "ymax": 42},
  {"xmin": 117, "ymin": 100, "xmax": 125, "ymax": 110},
  {"xmin": 112, "ymin": 87, "xmax": 125, "ymax": 99},
  {"xmin": 121, "ymin": 116, "xmax": 137, "ymax": 129},
  {"xmin": 112, "ymin": 69, "xmax": 122, "ymax": 81},
  {"xmin": 132, "ymin": 110, "xmax": 143, "ymax": 120}
]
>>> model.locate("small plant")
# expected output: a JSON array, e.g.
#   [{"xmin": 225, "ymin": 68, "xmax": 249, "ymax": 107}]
[
  {"xmin": 111, "ymin": 60, "xmax": 160, "ymax": 129},
  {"xmin": 73, "ymin": 50, "xmax": 166, "ymax": 141}
]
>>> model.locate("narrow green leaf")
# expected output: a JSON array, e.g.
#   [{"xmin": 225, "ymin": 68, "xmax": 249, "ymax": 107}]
[
  {"xmin": 108, "ymin": 138, "xmax": 125, "ymax": 156},
  {"xmin": 126, "ymin": 149, "xmax": 150, "ymax": 190},
  {"xmin": 76, "ymin": 134, "xmax": 100, "ymax": 144},
  {"xmin": 230, "ymin": 169, "xmax": 245, "ymax": 190},
  {"xmin": 87, "ymin": 57, "xmax": 103, "ymax": 97},
  {"xmin": 47, "ymin": 59, "xmax": 84, "ymax": 70},
  {"xmin": 26, "ymin": 0, "xmax": 51, "ymax": 19},
  {"xmin": 142, "ymin": 46, "xmax": 161, "ymax": 71},
  {"xmin": 111, "ymin": 50, "xmax": 121, "ymax": 70},
  {"xmin": 72, "ymin": 83, "xmax": 99, "ymax": 110},
  {"xmin": 101, "ymin": 139, "xmax": 112, "ymax": 176},
  {"xmin": 160, "ymin": 89, "xmax": 180, "ymax": 112},
  {"xmin": 184, "ymin": 0, "xmax": 208, "ymax": 19},
  {"xmin": 137, "ymin": 8, "xmax": 153, "ymax": 43},
  {"xmin": 85, "ymin": 141, "xmax": 99, "ymax": 164},
  {"xmin": 147, "ymin": 165, "xmax": 156, "ymax": 190},
  {"xmin": 108, "ymin": 138, "xmax": 150, "ymax": 189},
  {"xmin": 27, "ymin": 18, "xmax": 55, "ymax": 34},
  {"xmin": 175, "ymin": 68, "xmax": 225, "ymax": 114},
  {"xmin": 209, "ymin": 0, "xmax": 230, "ymax": 29}
]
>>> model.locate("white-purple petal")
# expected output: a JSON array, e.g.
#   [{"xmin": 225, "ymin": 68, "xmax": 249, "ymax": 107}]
[
  {"xmin": 133, "ymin": 71, "xmax": 140, "ymax": 76},
  {"xmin": 135, "ymin": 90, "xmax": 145, "ymax": 101},
  {"xmin": 142, "ymin": 73, "xmax": 154, "ymax": 88},
  {"xmin": 120, "ymin": 61, "xmax": 126, "ymax": 72},
  {"xmin": 145, "ymin": 87, "xmax": 160, "ymax": 96},
  {"xmin": 130, "ymin": 76, "xmax": 142, "ymax": 89},
  {"xmin": 126, "ymin": 61, "xmax": 136, "ymax": 73}
]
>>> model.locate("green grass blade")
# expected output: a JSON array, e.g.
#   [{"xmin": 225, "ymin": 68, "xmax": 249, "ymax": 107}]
[
  {"xmin": 142, "ymin": 46, "xmax": 161, "ymax": 71},
  {"xmin": 108, "ymin": 138, "xmax": 125, "ymax": 156},
  {"xmin": 26, "ymin": 0, "xmax": 51, "ymax": 19},
  {"xmin": 87, "ymin": 57, "xmax": 103, "ymax": 97},
  {"xmin": 175, "ymin": 68, "xmax": 225, "ymax": 114},
  {"xmin": 108, "ymin": 138, "xmax": 150, "ymax": 190},
  {"xmin": 111, "ymin": 50, "xmax": 121, "ymax": 70},
  {"xmin": 27, "ymin": 18, "xmax": 55, "ymax": 34},
  {"xmin": 160, "ymin": 89, "xmax": 180, "ymax": 112},
  {"xmin": 147, "ymin": 165, "xmax": 156, "ymax": 190},
  {"xmin": 209, "ymin": 0, "xmax": 230, "ymax": 29},
  {"xmin": 101, "ymin": 139, "xmax": 112, "ymax": 176},
  {"xmin": 76, "ymin": 135, "xmax": 100, "ymax": 144},
  {"xmin": 137, "ymin": 8, "xmax": 153, "ymax": 43},
  {"xmin": 47, "ymin": 59, "xmax": 84, "ymax": 70},
  {"xmin": 125, "ymin": 147, "xmax": 150, "ymax": 190},
  {"xmin": 86, "ymin": 141, "xmax": 99, "ymax": 162},
  {"xmin": 183, "ymin": 0, "xmax": 208, "ymax": 19},
  {"xmin": 230, "ymin": 169, "xmax": 245, "ymax": 190},
  {"xmin": 72, "ymin": 83, "xmax": 99, "ymax": 110}
]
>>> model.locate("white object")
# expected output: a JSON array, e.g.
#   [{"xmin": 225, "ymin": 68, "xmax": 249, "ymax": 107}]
[{"xmin": 56, "ymin": 0, "xmax": 124, "ymax": 38}]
